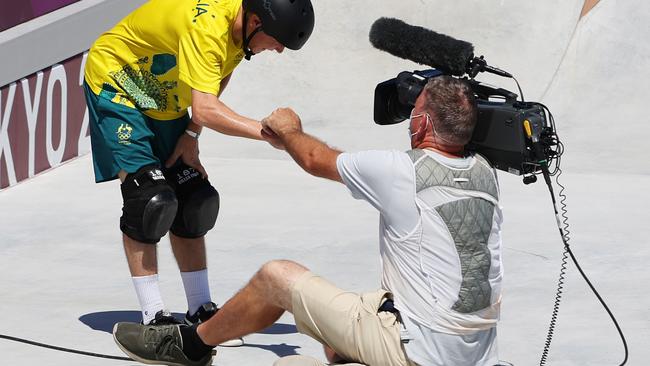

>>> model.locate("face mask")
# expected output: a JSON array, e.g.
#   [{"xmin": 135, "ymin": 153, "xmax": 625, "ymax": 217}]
[
  {"xmin": 408, "ymin": 109, "xmax": 456, "ymax": 145},
  {"xmin": 408, "ymin": 108, "xmax": 431, "ymax": 138}
]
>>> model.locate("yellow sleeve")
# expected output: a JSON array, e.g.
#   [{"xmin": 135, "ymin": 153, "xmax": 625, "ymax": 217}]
[{"xmin": 178, "ymin": 21, "xmax": 228, "ymax": 95}]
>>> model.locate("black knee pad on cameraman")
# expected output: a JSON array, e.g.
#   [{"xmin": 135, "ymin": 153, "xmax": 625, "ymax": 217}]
[
  {"xmin": 165, "ymin": 164, "xmax": 219, "ymax": 239},
  {"xmin": 120, "ymin": 165, "xmax": 178, "ymax": 244}
]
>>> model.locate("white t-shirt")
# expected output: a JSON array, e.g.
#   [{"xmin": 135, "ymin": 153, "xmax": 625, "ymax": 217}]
[{"xmin": 336, "ymin": 149, "xmax": 503, "ymax": 366}]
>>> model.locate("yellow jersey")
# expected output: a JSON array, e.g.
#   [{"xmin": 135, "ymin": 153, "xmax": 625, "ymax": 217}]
[{"xmin": 84, "ymin": 0, "xmax": 245, "ymax": 120}]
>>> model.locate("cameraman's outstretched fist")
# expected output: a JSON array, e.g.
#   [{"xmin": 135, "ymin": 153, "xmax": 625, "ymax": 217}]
[{"xmin": 261, "ymin": 108, "xmax": 303, "ymax": 137}]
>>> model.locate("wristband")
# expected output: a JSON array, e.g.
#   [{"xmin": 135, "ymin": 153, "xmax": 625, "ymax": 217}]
[{"xmin": 185, "ymin": 129, "xmax": 200, "ymax": 139}]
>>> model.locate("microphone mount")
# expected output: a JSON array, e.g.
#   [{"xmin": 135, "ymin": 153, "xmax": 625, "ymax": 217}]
[{"xmin": 467, "ymin": 55, "xmax": 513, "ymax": 79}]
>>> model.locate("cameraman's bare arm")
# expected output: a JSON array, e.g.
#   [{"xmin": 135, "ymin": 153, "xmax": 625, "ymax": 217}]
[
  {"xmin": 261, "ymin": 108, "xmax": 342, "ymax": 182},
  {"xmin": 281, "ymin": 131, "xmax": 342, "ymax": 182},
  {"xmin": 191, "ymin": 89, "xmax": 263, "ymax": 140}
]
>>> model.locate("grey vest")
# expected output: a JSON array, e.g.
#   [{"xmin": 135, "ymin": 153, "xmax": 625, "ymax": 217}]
[{"xmin": 406, "ymin": 149, "xmax": 499, "ymax": 313}]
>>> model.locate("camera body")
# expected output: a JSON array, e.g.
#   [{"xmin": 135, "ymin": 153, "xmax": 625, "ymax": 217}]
[{"xmin": 374, "ymin": 69, "xmax": 557, "ymax": 177}]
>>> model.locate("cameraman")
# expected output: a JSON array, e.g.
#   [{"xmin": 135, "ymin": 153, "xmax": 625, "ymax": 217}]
[{"xmin": 113, "ymin": 76, "xmax": 503, "ymax": 366}]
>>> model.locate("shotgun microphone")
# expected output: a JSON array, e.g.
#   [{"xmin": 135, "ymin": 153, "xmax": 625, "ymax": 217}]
[{"xmin": 369, "ymin": 17, "xmax": 511, "ymax": 78}]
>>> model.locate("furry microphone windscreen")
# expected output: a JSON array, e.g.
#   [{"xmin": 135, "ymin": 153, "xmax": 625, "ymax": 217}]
[{"xmin": 369, "ymin": 17, "xmax": 474, "ymax": 76}]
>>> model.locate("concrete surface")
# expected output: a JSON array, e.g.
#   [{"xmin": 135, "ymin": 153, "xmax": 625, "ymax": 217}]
[{"xmin": 1, "ymin": 0, "xmax": 648, "ymax": 365}]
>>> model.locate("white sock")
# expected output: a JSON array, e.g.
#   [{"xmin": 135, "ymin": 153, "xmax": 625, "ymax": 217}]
[
  {"xmin": 181, "ymin": 269, "xmax": 211, "ymax": 315},
  {"xmin": 132, "ymin": 274, "xmax": 165, "ymax": 324}
]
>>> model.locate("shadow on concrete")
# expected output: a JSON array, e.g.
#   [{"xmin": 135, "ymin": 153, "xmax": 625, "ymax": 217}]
[
  {"xmin": 241, "ymin": 342, "xmax": 301, "ymax": 358},
  {"xmin": 79, "ymin": 311, "xmax": 298, "ymax": 336},
  {"xmin": 79, "ymin": 310, "xmax": 185, "ymax": 333}
]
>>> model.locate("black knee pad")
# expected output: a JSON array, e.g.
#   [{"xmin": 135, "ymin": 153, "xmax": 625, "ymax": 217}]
[
  {"xmin": 120, "ymin": 166, "xmax": 178, "ymax": 244},
  {"xmin": 165, "ymin": 164, "xmax": 219, "ymax": 239}
]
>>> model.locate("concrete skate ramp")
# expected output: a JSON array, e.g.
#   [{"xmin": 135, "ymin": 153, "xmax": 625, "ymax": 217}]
[
  {"xmin": 222, "ymin": 0, "xmax": 648, "ymax": 174},
  {"xmin": 216, "ymin": 0, "xmax": 586, "ymax": 159},
  {"xmin": 543, "ymin": 0, "xmax": 650, "ymax": 174},
  {"xmin": 1, "ymin": 1, "xmax": 648, "ymax": 366}
]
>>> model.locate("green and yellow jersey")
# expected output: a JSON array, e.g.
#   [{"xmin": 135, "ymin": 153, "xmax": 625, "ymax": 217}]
[{"xmin": 85, "ymin": 0, "xmax": 245, "ymax": 120}]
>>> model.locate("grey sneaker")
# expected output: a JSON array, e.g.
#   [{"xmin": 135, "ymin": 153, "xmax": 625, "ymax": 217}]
[{"xmin": 113, "ymin": 322, "xmax": 212, "ymax": 366}]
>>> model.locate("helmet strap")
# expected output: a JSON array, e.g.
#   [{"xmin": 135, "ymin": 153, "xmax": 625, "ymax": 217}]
[{"xmin": 242, "ymin": 11, "xmax": 263, "ymax": 60}]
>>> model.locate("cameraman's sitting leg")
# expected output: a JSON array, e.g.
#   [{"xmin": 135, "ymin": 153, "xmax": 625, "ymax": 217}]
[
  {"xmin": 287, "ymin": 269, "xmax": 413, "ymax": 366},
  {"xmin": 113, "ymin": 259, "xmax": 414, "ymax": 365}
]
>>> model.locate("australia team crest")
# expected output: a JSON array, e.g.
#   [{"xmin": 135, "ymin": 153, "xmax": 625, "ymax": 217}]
[{"xmin": 117, "ymin": 123, "xmax": 133, "ymax": 145}]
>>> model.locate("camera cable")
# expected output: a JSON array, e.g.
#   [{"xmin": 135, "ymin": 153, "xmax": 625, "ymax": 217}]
[
  {"xmin": 0, "ymin": 333, "xmax": 132, "ymax": 361},
  {"xmin": 538, "ymin": 166, "xmax": 629, "ymax": 366}
]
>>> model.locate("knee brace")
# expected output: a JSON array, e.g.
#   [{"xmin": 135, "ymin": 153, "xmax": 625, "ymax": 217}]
[
  {"xmin": 166, "ymin": 164, "xmax": 219, "ymax": 238},
  {"xmin": 120, "ymin": 166, "xmax": 178, "ymax": 244}
]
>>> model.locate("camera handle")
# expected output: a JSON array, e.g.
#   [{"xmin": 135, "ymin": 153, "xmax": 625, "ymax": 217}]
[
  {"xmin": 465, "ymin": 80, "xmax": 519, "ymax": 103},
  {"xmin": 467, "ymin": 55, "xmax": 513, "ymax": 79}
]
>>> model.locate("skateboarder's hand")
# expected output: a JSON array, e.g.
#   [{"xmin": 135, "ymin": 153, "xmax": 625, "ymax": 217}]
[{"xmin": 166, "ymin": 133, "xmax": 208, "ymax": 179}]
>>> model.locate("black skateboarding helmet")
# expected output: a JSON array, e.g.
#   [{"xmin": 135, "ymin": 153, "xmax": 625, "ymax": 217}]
[{"xmin": 242, "ymin": 0, "xmax": 315, "ymax": 50}]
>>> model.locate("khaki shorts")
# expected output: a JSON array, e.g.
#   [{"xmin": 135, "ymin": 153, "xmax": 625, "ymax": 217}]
[{"xmin": 290, "ymin": 271, "xmax": 417, "ymax": 366}]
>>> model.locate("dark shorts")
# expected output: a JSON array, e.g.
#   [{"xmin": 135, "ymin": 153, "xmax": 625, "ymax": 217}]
[{"xmin": 83, "ymin": 82, "xmax": 190, "ymax": 183}]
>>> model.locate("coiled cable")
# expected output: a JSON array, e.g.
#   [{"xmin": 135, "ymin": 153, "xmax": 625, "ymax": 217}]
[{"xmin": 538, "ymin": 167, "xmax": 629, "ymax": 365}]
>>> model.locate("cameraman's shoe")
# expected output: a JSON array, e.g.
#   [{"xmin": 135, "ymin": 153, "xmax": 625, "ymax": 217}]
[
  {"xmin": 145, "ymin": 310, "xmax": 182, "ymax": 326},
  {"xmin": 185, "ymin": 302, "xmax": 244, "ymax": 347},
  {"xmin": 113, "ymin": 322, "xmax": 212, "ymax": 366}
]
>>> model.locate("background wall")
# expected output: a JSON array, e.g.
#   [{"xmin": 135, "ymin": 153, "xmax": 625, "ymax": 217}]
[
  {"xmin": 0, "ymin": 0, "xmax": 147, "ymax": 189},
  {"xmin": 0, "ymin": 0, "xmax": 81, "ymax": 31}
]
